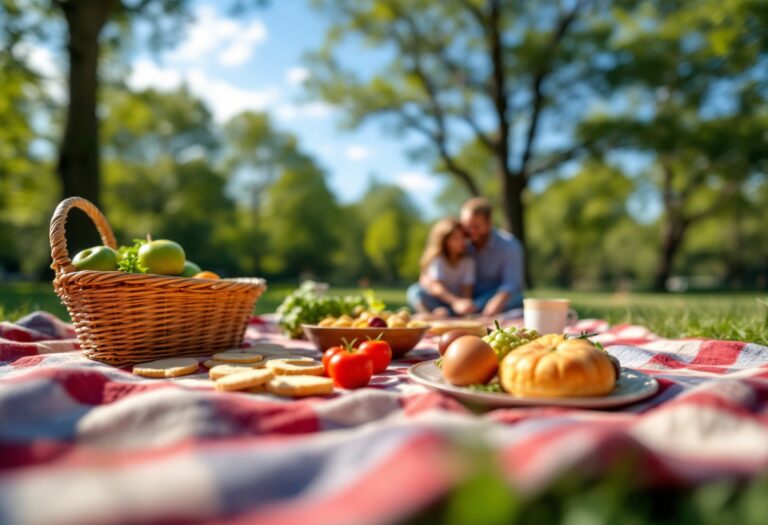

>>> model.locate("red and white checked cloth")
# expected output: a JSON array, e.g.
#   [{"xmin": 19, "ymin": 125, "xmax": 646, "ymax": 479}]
[{"xmin": 1, "ymin": 311, "xmax": 768, "ymax": 525}]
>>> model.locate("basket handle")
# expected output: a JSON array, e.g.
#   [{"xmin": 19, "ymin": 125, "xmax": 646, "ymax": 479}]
[{"xmin": 49, "ymin": 197, "xmax": 118, "ymax": 276}]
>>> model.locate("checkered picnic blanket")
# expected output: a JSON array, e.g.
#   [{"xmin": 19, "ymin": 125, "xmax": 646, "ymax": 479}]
[{"xmin": 1, "ymin": 311, "xmax": 767, "ymax": 525}]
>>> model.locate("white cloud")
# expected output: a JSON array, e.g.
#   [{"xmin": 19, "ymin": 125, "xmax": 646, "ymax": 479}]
[
  {"xmin": 217, "ymin": 20, "xmax": 267, "ymax": 66},
  {"xmin": 275, "ymin": 101, "xmax": 334, "ymax": 121},
  {"xmin": 394, "ymin": 171, "xmax": 440, "ymax": 192},
  {"xmin": 127, "ymin": 61, "xmax": 280, "ymax": 123},
  {"xmin": 18, "ymin": 43, "xmax": 58, "ymax": 78},
  {"xmin": 286, "ymin": 66, "xmax": 309, "ymax": 85},
  {"xmin": 168, "ymin": 5, "xmax": 267, "ymax": 67},
  {"xmin": 344, "ymin": 144, "xmax": 373, "ymax": 161},
  {"xmin": 129, "ymin": 59, "xmax": 183, "ymax": 91},
  {"xmin": 186, "ymin": 69, "xmax": 279, "ymax": 121},
  {"xmin": 16, "ymin": 43, "xmax": 64, "ymax": 102}
]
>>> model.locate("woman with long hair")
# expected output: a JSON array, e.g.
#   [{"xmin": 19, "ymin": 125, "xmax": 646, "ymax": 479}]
[{"xmin": 408, "ymin": 217, "xmax": 475, "ymax": 316}]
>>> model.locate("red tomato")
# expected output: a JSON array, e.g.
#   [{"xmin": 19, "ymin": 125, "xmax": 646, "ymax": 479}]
[
  {"xmin": 322, "ymin": 346, "xmax": 345, "ymax": 376},
  {"xmin": 359, "ymin": 339, "xmax": 392, "ymax": 373},
  {"xmin": 328, "ymin": 352, "xmax": 373, "ymax": 389}
]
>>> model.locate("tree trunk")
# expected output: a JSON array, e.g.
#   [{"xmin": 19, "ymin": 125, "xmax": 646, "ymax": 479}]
[
  {"xmin": 57, "ymin": 0, "xmax": 113, "ymax": 251},
  {"xmin": 653, "ymin": 218, "xmax": 685, "ymax": 291},
  {"xmin": 501, "ymin": 171, "xmax": 531, "ymax": 287}
]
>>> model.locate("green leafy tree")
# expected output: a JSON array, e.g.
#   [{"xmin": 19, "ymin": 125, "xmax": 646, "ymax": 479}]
[
  {"xmin": 357, "ymin": 181, "xmax": 424, "ymax": 282},
  {"xmin": 260, "ymin": 167, "xmax": 342, "ymax": 278},
  {"xmin": 0, "ymin": 45, "xmax": 58, "ymax": 276},
  {"xmin": 98, "ymin": 86, "xmax": 257, "ymax": 277},
  {"xmin": 1, "ymin": 0, "xmax": 265, "ymax": 250},
  {"xmin": 527, "ymin": 163, "xmax": 635, "ymax": 287},
  {"xmin": 578, "ymin": 0, "xmax": 768, "ymax": 289},
  {"xmin": 307, "ymin": 0, "xmax": 601, "ymax": 282},
  {"xmin": 223, "ymin": 112, "xmax": 321, "ymax": 273},
  {"xmin": 398, "ymin": 221, "xmax": 430, "ymax": 282},
  {"xmin": 101, "ymin": 86, "xmax": 220, "ymax": 244},
  {"xmin": 363, "ymin": 209, "xmax": 404, "ymax": 282}
]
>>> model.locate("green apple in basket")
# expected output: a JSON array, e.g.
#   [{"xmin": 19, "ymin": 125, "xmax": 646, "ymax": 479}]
[
  {"xmin": 72, "ymin": 246, "xmax": 121, "ymax": 271},
  {"xmin": 180, "ymin": 260, "xmax": 202, "ymax": 277},
  {"xmin": 138, "ymin": 239, "xmax": 186, "ymax": 275}
]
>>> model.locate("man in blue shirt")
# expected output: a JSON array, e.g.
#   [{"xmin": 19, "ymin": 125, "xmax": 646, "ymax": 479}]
[{"xmin": 407, "ymin": 197, "xmax": 525, "ymax": 316}]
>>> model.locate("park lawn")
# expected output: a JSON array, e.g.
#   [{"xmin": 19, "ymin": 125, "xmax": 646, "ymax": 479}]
[{"xmin": 0, "ymin": 281, "xmax": 766, "ymax": 345}]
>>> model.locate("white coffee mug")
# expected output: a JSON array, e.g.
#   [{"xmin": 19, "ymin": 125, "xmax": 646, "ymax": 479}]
[{"xmin": 523, "ymin": 298, "xmax": 573, "ymax": 334}]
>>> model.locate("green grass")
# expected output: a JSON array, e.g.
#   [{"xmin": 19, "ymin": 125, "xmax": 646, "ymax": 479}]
[
  {"xmin": 1, "ymin": 281, "xmax": 766, "ymax": 345},
  {"xmin": 408, "ymin": 448, "xmax": 768, "ymax": 525},
  {"xmin": 528, "ymin": 289, "xmax": 768, "ymax": 345}
]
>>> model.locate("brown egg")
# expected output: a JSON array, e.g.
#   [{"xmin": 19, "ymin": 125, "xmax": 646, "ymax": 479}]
[
  {"xmin": 438, "ymin": 329, "xmax": 475, "ymax": 355},
  {"xmin": 442, "ymin": 335, "xmax": 498, "ymax": 386}
]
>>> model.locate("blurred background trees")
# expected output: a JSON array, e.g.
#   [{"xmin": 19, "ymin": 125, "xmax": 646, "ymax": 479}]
[{"xmin": 0, "ymin": 0, "xmax": 766, "ymax": 290}]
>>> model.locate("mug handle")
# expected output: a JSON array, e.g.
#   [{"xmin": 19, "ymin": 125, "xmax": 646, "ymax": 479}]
[{"xmin": 566, "ymin": 308, "xmax": 579, "ymax": 327}]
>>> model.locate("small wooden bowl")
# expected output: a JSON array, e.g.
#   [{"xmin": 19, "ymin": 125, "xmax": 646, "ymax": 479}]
[{"xmin": 301, "ymin": 325, "xmax": 429, "ymax": 357}]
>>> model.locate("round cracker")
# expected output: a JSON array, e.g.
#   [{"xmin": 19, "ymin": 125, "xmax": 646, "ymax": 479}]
[
  {"xmin": 212, "ymin": 352, "xmax": 264, "ymax": 364},
  {"xmin": 267, "ymin": 375, "xmax": 333, "ymax": 397},
  {"xmin": 133, "ymin": 357, "xmax": 199, "ymax": 378},
  {"xmin": 265, "ymin": 359, "xmax": 324, "ymax": 376},
  {"xmin": 214, "ymin": 368, "xmax": 274, "ymax": 391},
  {"xmin": 209, "ymin": 363, "xmax": 265, "ymax": 380}
]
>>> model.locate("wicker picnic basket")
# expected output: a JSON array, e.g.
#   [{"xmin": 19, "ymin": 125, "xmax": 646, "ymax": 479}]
[{"xmin": 49, "ymin": 197, "xmax": 266, "ymax": 366}]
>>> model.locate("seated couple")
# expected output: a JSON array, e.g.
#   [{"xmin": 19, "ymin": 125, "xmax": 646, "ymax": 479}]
[{"xmin": 407, "ymin": 197, "xmax": 525, "ymax": 317}]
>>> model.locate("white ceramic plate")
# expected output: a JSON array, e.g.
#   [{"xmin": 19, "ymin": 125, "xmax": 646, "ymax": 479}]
[{"xmin": 407, "ymin": 360, "xmax": 659, "ymax": 409}]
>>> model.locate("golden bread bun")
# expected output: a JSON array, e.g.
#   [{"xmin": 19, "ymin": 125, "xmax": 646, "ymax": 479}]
[{"xmin": 499, "ymin": 334, "xmax": 616, "ymax": 397}]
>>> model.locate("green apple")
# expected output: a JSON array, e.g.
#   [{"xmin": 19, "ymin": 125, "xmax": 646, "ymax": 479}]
[
  {"xmin": 72, "ymin": 246, "xmax": 120, "ymax": 272},
  {"xmin": 137, "ymin": 240, "xmax": 185, "ymax": 275},
  {"xmin": 180, "ymin": 260, "xmax": 202, "ymax": 278}
]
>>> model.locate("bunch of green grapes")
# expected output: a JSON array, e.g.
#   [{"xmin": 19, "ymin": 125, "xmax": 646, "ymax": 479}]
[{"xmin": 482, "ymin": 321, "xmax": 540, "ymax": 361}]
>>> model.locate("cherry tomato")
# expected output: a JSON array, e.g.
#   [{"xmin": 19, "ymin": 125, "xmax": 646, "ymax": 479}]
[
  {"xmin": 329, "ymin": 352, "xmax": 373, "ymax": 389},
  {"xmin": 359, "ymin": 339, "xmax": 392, "ymax": 373},
  {"xmin": 322, "ymin": 345, "xmax": 345, "ymax": 376}
]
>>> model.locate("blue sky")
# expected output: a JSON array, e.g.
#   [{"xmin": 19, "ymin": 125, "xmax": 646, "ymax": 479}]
[
  {"xmin": 17, "ymin": 0, "xmax": 663, "ymax": 223},
  {"xmin": 125, "ymin": 0, "xmax": 445, "ymax": 218}
]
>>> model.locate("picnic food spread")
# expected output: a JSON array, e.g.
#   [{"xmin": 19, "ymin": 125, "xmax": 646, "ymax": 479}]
[
  {"xmin": 437, "ymin": 324, "xmax": 618, "ymax": 398},
  {"xmin": 49, "ymin": 197, "xmax": 266, "ymax": 366},
  {"xmin": 441, "ymin": 335, "xmax": 498, "ymax": 386},
  {"xmin": 132, "ymin": 357, "xmax": 201, "ymax": 378},
  {"xmin": 128, "ymin": 335, "xmax": 396, "ymax": 396},
  {"xmin": 428, "ymin": 319, "xmax": 488, "ymax": 336},
  {"xmin": 276, "ymin": 281, "xmax": 384, "ymax": 337},
  {"xmin": 72, "ymin": 236, "xmax": 219, "ymax": 279},
  {"xmin": 318, "ymin": 309, "xmax": 426, "ymax": 329},
  {"xmin": 499, "ymin": 334, "xmax": 616, "ymax": 397}
]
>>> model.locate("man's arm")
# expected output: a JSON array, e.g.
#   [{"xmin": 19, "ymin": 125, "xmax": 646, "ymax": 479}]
[
  {"xmin": 482, "ymin": 290, "xmax": 511, "ymax": 316},
  {"xmin": 482, "ymin": 241, "xmax": 524, "ymax": 316}
]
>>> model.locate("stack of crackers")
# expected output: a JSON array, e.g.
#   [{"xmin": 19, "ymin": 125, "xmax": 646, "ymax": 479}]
[{"xmin": 132, "ymin": 343, "xmax": 333, "ymax": 398}]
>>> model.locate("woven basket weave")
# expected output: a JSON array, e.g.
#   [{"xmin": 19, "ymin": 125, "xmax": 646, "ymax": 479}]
[{"xmin": 49, "ymin": 197, "xmax": 266, "ymax": 366}]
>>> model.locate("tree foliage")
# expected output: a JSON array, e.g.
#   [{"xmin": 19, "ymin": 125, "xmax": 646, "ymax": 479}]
[
  {"xmin": 1, "ymin": 0, "xmax": 767, "ymax": 291},
  {"xmin": 306, "ymin": 0, "xmax": 607, "ymax": 283},
  {"xmin": 577, "ymin": 0, "xmax": 768, "ymax": 288}
]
